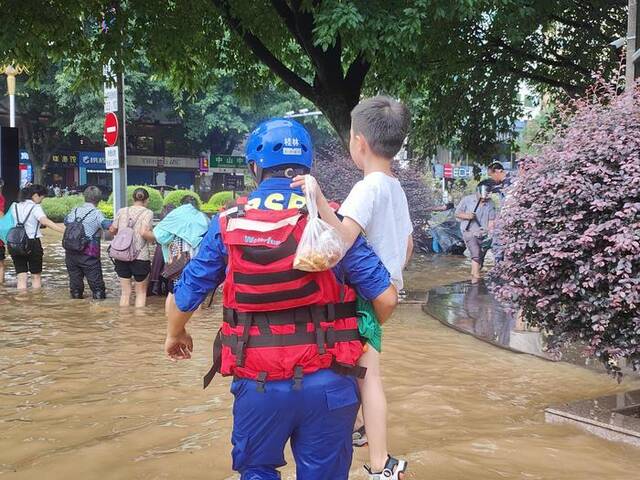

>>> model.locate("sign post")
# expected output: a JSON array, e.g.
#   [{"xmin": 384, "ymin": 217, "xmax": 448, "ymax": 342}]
[{"xmin": 104, "ymin": 62, "xmax": 127, "ymax": 212}]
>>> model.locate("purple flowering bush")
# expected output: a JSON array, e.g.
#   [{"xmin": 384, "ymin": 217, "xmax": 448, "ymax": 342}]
[
  {"xmin": 492, "ymin": 86, "xmax": 640, "ymax": 377},
  {"xmin": 313, "ymin": 141, "xmax": 436, "ymax": 226}
]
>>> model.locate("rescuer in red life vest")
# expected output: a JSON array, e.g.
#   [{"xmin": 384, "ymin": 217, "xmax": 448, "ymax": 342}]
[{"xmin": 164, "ymin": 118, "xmax": 398, "ymax": 480}]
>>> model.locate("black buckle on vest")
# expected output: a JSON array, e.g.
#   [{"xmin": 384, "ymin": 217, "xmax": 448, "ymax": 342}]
[
  {"xmin": 331, "ymin": 360, "xmax": 367, "ymax": 379},
  {"xmin": 311, "ymin": 307, "xmax": 326, "ymax": 354},
  {"xmin": 256, "ymin": 371, "xmax": 267, "ymax": 393},
  {"xmin": 237, "ymin": 203, "xmax": 246, "ymax": 217},
  {"xmin": 235, "ymin": 314, "xmax": 252, "ymax": 367},
  {"xmin": 293, "ymin": 365, "xmax": 304, "ymax": 391}
]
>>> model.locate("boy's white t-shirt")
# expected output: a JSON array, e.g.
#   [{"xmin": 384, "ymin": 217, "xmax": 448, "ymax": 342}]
[{"xmin": 338, "ymin": 172, "xmax": 413, "ymax": 290}]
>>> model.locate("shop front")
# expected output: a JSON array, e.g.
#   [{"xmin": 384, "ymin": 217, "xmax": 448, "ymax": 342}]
[
  {"xmin": 127, "ymin": 155, "xmax": 198, "ymax": 188},
  {"xmin": 45, "ymin": 152, "xmax": 79, "ymax": 187},
  {"xmin": 160, "ymin": 156, "xmax": 198, "ymax": 189},
  {"xmin": 79, "ymin": 151, "xmax": 112, "ymax": 187}
]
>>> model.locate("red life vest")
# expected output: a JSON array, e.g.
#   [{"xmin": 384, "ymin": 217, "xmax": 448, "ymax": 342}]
[{"xmin": 203, "ymin": 204, "xmax": 365, "ymax": 390}]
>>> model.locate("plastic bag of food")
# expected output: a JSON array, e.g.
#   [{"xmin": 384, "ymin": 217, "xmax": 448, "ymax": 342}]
[{"xmin": 293, "ymin": 175, "xmax": 347, "ymax": 272}]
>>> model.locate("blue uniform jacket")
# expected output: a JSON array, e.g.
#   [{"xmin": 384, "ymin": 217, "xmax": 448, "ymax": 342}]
[{"xmin": 174, "ymin": 177, "xmax": 391, "ymax": 312}]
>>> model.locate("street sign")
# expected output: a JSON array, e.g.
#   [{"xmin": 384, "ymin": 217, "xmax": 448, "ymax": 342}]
[
  {"xmin": 104, "ymin": 113, "xmax": 119, "ymax": 146},
  {"xmin": 210, "ymin": 154, "xmax": 244, "ymax": 170},
  {"xmin": 443, "ymin": 163, "xmax": 453, "ymax": 178},
  {"xmin": 224, "ymin": 174, "xmax": 244, "ymax": 191},
  {"xmin": 105, "ymin": 146, "xmax": 119, "ymax": 169},
  {"xmin": 104, "ymin": 85, "xmax": 118, "ymax": 113}
]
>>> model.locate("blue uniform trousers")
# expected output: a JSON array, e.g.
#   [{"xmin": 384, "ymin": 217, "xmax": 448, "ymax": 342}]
[{"xmin": 231, "ymin": 369, "xmax": 360, "ymax": 479}]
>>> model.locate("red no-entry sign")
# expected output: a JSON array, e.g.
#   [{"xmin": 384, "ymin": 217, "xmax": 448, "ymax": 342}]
[
  {"xmin": 443, "ymin": 163, "xmax": 453, "ymax": 178},
  {"xmin": 104, "ymin": 112, "xmax": 119, "ymax": 146}
]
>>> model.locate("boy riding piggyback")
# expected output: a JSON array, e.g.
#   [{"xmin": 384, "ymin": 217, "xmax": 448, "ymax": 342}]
[{"xmin": 293, "ymin": 95, "xmax": 413, "ymax": 479}]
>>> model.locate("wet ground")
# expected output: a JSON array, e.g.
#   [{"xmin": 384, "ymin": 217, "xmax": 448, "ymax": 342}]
[{"xmin": 1, "ymin": 233, "xmax": 639, "ymax": 479}]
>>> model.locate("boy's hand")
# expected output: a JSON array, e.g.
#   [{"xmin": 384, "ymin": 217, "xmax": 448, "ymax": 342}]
[
  {"xmin": 165, "ymin": 329, "xmax": 193, "ymax": 361},
  {"xmin": 290, "ymin": 174, "xmax": 321, "ymax": 201}
]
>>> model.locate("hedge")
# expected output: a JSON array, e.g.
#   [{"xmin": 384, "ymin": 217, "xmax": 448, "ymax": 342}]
[
  {"xmin": 202, "ymin": 191, "xmax": 234, "ymax": 215},
  {"xmin": 107, "ymin": 185, "xmax": 163, "ymax": 214},
  {"xmin": 97, "ymin": 201, "xmax": 114, "ymax": 219},
  {"xmin": 163, "ymin": 189, "xmax": 202, "ymax": 209},
  {"xmin": 41, "ymin": 195, "xmax": 84, "ymax": 222}
]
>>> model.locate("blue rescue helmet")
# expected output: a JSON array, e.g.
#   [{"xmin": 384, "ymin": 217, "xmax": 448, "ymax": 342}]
[{"xmin": 245, "ymin": 118, "xmax": 313, "ymax": 182}]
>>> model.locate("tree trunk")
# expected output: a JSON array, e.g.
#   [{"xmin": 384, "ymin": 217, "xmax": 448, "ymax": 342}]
[{"xmin": 314, "ymin": 94, "xmax": 355, "ymax": 150}]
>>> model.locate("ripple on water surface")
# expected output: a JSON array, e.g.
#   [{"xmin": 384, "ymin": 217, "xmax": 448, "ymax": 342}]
[{"xmin": 0, "ymin": 234, "xmax": 638, "ymax": 479}]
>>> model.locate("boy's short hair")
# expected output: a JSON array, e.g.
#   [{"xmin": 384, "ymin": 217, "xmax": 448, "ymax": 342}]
[{"xmin": 350, "ymin": 95, "xmax": 410, "ymax": 159}]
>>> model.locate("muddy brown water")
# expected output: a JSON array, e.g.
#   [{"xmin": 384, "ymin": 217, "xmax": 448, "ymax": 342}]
[{"xmin": 1, "ymin": 233, "xmax": 638, "ymax": 479}]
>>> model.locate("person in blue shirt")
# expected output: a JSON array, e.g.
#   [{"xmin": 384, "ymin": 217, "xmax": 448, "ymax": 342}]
[{"xmin": 164, "ymin": 118, "xmax": 398, "ymax": 480}]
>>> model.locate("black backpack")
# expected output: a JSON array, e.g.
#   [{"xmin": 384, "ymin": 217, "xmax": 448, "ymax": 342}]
[
  {"xmin": 7, "ymin": 204, "xmax": 37, "ymax": 256},
  {"xmin": 62, "ymin": 208, "xmax": 94, "ymax": 252}
]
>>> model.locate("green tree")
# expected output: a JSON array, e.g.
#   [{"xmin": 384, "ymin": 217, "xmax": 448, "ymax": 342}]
[{"xmin": 1, "ymin": 0, "xmax": 627, "ymax": 152}]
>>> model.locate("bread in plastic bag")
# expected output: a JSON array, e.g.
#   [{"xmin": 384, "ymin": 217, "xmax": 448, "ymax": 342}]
[{"xmin": 293, "ymin": 175, "xmax": 347, "ymax": 272}]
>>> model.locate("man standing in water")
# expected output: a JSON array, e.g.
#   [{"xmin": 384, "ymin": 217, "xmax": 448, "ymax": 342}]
[
  {"xmin": 455, "ymin": 181, "xmax": 496, "ymax": 281},
  {"xmin": 164, "ymin": 118, "xmax": 398, "ymax": 479}
]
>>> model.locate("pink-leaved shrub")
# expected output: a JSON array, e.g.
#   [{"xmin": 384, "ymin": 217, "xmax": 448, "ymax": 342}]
[{"xmin": 492, "ymin": 85, "xmax": 640, "ymax": 378}]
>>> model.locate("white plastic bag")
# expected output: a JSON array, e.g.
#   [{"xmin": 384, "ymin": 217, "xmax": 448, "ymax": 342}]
[{"xmin": 293, "ymin": 175, "xmax": 347, "ymax": 272}]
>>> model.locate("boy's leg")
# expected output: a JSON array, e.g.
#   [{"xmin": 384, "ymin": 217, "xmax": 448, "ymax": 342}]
[
  {"xmin": 291, "ymin": 370, "xmax": 360, "ymax": 480},
  {"xmin": 231, "ymin": 378, "xmax": 294, "ymax": 479},
  {"xmin": 357, "ymin": 347, "xmax": 388, "ymax": 472}
]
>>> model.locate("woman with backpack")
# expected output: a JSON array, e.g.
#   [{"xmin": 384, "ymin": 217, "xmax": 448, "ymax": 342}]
[
  {"xmin": 8, "ymin": 184, "xmax": 65, "ymax": 290},
  {"xmin": 63, "ymin": 186, "xmax": 112, "ymax": 300},
  {"xmin": 109, "ymin": 187, "xmax": 154, "ymax": 307}
]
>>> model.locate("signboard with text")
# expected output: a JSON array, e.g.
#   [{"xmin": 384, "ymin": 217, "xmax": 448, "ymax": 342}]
[
  {"xmin": 223, "ymin": 174, "xmax": 244, "ymax": 191},
  {"xmin": 209, "ymin": 154, "xmax": 244, "ymax": 173},
  {"xmin": 105, "ymin": 147, "xmax": 119, "ymax": 169}
]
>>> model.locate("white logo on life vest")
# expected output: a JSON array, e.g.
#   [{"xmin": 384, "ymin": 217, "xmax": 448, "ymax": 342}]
[{"xmin": 244, "ymin": 235, "xmax": 282, "ymax": 246}]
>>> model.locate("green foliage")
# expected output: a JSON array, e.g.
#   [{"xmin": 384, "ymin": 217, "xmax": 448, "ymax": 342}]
[
  {"xmin": 1, "ymin": 1, "xmax": 626, "ymax": 156},
  {"xmin": 97, "ymin": 201, "xmax": 114, "ymax": 219},
  {"xmin": 204, "ymin": 191, "xmax": 234, "ymax": 214},
  {"xmin": 41, "ymin": 195, "xmax": 84, "ymax": 223},
  {"xmin": 107, "ymin": 186, "xmax": 163, "ymax": 214},
  {"xmin": 163, "ymin": 190, "xmax": 203, "ymax": 209}
]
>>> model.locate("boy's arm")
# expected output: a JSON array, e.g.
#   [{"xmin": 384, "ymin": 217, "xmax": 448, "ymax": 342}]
[{"xmin": 291, "ymin": 175, "xmax": 362, "ymax": 248}]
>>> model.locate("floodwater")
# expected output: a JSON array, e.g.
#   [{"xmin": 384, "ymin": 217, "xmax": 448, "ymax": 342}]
[{"xmin": 1, "ymin": 233, "xmax": 638, "ymax": 479}]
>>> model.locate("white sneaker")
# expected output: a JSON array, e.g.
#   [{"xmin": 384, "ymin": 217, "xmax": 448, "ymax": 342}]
[{"xmin": 365, "ymin": 456, "xmax": 408, "ymax": 479}]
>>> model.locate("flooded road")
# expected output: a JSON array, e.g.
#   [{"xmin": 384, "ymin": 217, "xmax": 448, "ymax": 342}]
[{"xmin": 1, "ymin": 233, "xmax": 638, "ymax": 479}]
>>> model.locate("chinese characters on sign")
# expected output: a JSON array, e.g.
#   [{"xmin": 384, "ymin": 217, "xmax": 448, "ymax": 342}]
[{"xmin": 50, "ymin": 154, "xmax": 78, "ymax": 167}]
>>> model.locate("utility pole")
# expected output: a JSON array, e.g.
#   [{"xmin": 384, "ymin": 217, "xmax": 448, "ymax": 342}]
[
  {"xmin": 112, "ymin": 69, "xmax": 127, "ymax": 211},
  {"xmin": 627, "ymin": 0, "xmax": 639, "ymax": 88}
]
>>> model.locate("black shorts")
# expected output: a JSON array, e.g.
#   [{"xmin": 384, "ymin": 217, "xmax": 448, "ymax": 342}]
[
  {"xmin": 11, "ymin": 238, "xmax": 44, "ymax": 274},
  {"xmin": 0, "ymin": 243, "xmax": 5, "ymax": 261},
  {"xmin": 114, "ymin": 259, "xmax": 151, "ymax": 282}
]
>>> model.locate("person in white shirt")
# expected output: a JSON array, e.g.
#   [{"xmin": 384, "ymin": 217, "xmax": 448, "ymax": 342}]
[
  {"xmin": 292, "ymin": 95, "xmax": 412, "ymax": 480},
  {"xmin": 10, "ymin": 184, "xmax": 65, "ymax": 290}
]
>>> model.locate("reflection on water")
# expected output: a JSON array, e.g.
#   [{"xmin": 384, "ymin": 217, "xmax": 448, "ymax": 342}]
[
  {"xmin": 423, "ymin": 280, "xmax": 552, "ymax": 359},
  {"xmin": 1, "ymin": 234, "xmax": 639, "ymax": 479}
]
